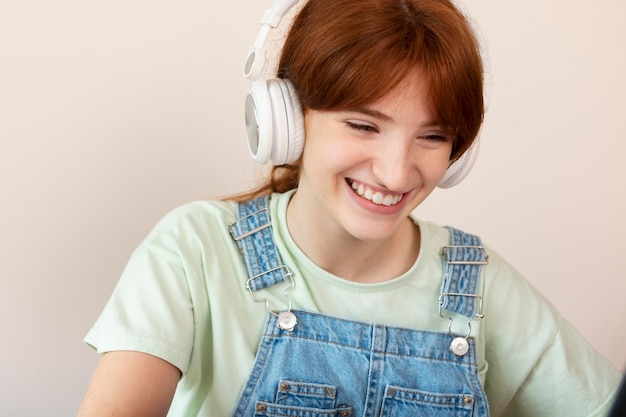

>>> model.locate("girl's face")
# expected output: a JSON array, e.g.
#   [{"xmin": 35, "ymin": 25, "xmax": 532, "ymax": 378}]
[{"xmin": 292, "ymin": 72, "xmax": 453, "ymax": 244}]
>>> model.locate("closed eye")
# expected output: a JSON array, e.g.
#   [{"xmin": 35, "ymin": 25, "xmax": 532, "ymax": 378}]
[
  {"xmin": 346, "ymin": 121, "xmax": 379, "ymax": 133},
  {"xmin": 421, "ymin": 134, "xmax": 450, "ymax": 142}
]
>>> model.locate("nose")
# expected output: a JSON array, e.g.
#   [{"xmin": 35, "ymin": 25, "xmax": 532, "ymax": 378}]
[{"xmin": 371, "ymin": 139, "xmax": 416, "ymax": 192}]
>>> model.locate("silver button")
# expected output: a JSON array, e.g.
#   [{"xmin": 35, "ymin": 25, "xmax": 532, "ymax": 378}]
[
  {"xmin": 450, "ymin": 337, "xmax": 469, "ymax": 356},
  {"xmin": 277, "ymin": 311, "xmax": 297, "ymax": 331}
]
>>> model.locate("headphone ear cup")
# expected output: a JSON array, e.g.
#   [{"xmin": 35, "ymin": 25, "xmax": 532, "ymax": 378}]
[
  {"xmin": 277, "ymin": 79, "xmax": 305, "ymax": 164},
  {"xmin": 266, "ymin": 79, "xmax": 290, "ymax": 165},
  {"xmin": 438, "ymin": 140, "xmax": 480, "ymax": 189},
  {"xmin": 257, "ymin": 78, "xmax": 304, "ymax": 165}
]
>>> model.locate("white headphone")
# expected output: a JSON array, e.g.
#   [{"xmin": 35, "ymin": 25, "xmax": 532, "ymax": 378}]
[{"xmin": 243, "ymin": 0, "xmax": 488, "ymax": 189}]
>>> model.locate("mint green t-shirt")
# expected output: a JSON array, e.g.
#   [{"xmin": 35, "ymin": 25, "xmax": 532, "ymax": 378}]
[{"xmin": 85, "ymin": 190, "xmax": 620, "ymax": 416}]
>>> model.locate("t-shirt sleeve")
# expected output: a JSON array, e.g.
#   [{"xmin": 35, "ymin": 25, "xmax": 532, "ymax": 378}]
[
  {"xmin": 84, "ymin": 241, "xmax": 195, "ymax": 374},
  {"xmin": 501, "ymin": 317, "xmax": 620, "ymax": 416},
  {"xmin": 482, "ymin": 249, "xmax": 621, "ymax": 416}
]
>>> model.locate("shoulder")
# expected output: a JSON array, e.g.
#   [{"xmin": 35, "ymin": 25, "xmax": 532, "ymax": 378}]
[
  {"xmin": 416, "ymin": 219, "xmax": 551, "ymax": 320},
  {"xmin": 145, "ymin": 200, "xmax": 236, "ymax": 240},
  {"xmin": 128, "ymin": 199, "xmax": 238, "ymax": 266},
  {"xmin": 416, "ymin": 220, "xmax": 528, "ymax": 287},
  {"xmin": 135, "ymin": 194, "xmax": 292, "ymax": 265}
]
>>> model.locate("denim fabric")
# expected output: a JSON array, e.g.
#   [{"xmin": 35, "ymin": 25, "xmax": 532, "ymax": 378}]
[
  {"xmin": 231, "ymin": 311, "xmax": 488, "ymax": 416},
  {"xmin": 230, "ymin": 195, "xmax": 288, "ymax": 291},
  {"xmin": 230, "ymin": 198, "xmax": 490, "ymax": 417},
  {"xmin": 440, "ymin": 227, "xmax": 489, "ymax": 318}
]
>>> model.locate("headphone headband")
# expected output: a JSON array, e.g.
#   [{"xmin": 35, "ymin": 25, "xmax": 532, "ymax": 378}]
[{"xmin": 244, "ymin": 0, "xmax": 300, "ymax": 82}]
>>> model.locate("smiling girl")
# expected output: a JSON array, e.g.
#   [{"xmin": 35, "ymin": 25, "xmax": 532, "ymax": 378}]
[{"xmin": 77, "ymin": 0, "xmax": 621, "ymax": 416}]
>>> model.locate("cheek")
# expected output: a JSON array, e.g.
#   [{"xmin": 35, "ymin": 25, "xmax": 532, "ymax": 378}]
[
  {"xmin": 302, "ymin": 132, "xmax": 359, "ymax": 171},
  {"xmin": 422, "ymin": 146, "xmax": 450, "ymax": 160},
  {"xmin": 439, "ymin": 145, "xmax": 454, "ymax": 170},
  {"xmin": 419, "ymin": 148, "xmax": 454, "ymax": 183}
]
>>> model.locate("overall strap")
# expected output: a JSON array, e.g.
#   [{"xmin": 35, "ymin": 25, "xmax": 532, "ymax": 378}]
[
  {"xmin": 229, "ymin": 196, "xmax": 290, "ymax": 291},
  {"xmin": 439, "ymin": 226, "xmax": 489, "ymax": 319},
  {"xmin": 229, "ymin": 197, "xmax": 488, "ymax": 322}
]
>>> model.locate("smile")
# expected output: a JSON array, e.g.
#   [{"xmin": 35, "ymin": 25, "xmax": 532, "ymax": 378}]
[{"xmin": 348, "ymin": 180, "xmax": 404, "ymax": 206}]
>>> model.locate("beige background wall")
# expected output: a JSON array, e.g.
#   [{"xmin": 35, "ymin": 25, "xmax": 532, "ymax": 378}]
[{"xmin": 1, "ymin": 0, "xmax": 624, "ymax": 414}]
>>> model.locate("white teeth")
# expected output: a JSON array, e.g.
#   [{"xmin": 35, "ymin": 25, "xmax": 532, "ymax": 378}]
[
  {"xmin": 382, "ymin": 194, "xmax": 395, "ymax": 206},
  {"xmin": 350, "ymin": 181, "xmax": 403, "ymax": 206}
]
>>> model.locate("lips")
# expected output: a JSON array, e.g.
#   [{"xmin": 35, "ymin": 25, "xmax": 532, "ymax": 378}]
[{"xmin": 348, "ymin": 179, "xmax": 404, "ymax": 206}]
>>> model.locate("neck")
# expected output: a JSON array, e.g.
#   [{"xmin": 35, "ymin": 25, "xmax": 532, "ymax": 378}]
[{"xmin": 286, "ymin": 198, "xmax": 420, "ymax": 283}]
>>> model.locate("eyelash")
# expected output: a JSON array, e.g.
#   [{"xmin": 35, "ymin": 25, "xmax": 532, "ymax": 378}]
[
  {"xmin": 347, "ymin": 121, "xmax": 450, "ymax": 142},
  {"xmin": 421, "ymin": 134, "xmax": 449, "ymax": 142},
  {"xmin": 346, "ymin": 121, "xmax": 378, "ymax": 133}
]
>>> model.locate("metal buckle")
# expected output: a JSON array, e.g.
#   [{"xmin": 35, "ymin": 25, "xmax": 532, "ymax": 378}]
[
  {"xmin": 229, "ymin": 208, "xmax": 272, "ymax": 241},
  {"xmin": 246, "ymin": 265, "xmax": 296, "ymax": 317},
  {"xmin": 441, "ymin": 245, "xmax": 489, "ymax": 265},
  {"xmin": 439, "ymin": 292, "xmax": 484, "ymax": 357},
  {"xmin": 439, "ymin": 292, "xmax": 485, "ymax": 333}
]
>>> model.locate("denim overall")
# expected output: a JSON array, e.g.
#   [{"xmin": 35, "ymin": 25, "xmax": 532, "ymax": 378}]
[{"xmin": 229, "ymin": 196, "xmax": 490, "ymax": 417}]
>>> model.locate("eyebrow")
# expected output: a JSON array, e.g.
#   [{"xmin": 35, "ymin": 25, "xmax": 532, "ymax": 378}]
[{"xmin": 346, "ymin": 107, "xmax": 393, "ymax": 122}]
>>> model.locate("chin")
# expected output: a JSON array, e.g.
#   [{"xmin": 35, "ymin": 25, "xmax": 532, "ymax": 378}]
[{"xmin": 340, "ymin": 214, "xmax": 410, "ymax": 243}]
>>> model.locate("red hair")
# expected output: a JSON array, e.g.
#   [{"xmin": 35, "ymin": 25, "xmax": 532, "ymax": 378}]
[{"xmin": 233, "ymin": 0, "xmax": 484, "ymax": 201}]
